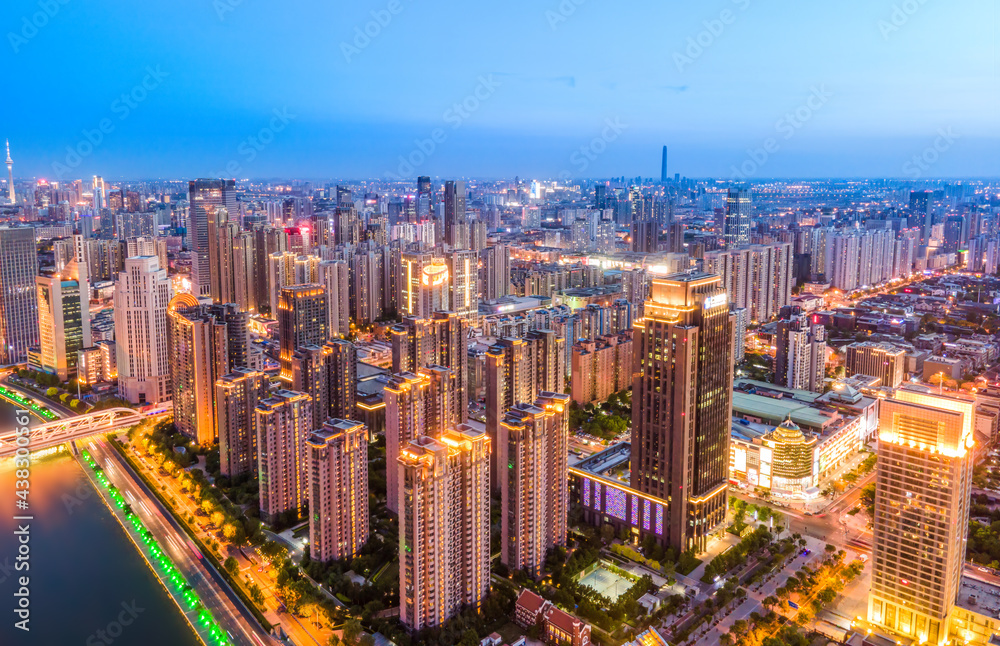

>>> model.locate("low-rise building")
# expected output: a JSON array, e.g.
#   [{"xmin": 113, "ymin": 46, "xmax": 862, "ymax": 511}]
[{"xmin": 514, "ymin": 589, "xmax": 591, "ymax": 646}]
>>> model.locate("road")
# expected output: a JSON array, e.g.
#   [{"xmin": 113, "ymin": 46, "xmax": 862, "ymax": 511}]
[
  {"xmin": 88, "ymin": 437, "xmax": 275, "ymax": 646},
  {"xmin": 118, "ymin": 436, "xmax": 330, "ymax": 646}
]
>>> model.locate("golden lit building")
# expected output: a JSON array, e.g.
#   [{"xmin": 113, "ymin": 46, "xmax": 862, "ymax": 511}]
[
  {"xmin": 500, "ymin": 392, "xmax": 570, "ymax": 578},
  {"xmin": 761, "ymin": 419, "xmax": 817, "ymax": 495},
  {"xmin": 868, "ymin": 385, "xmax": 975, "ymax": 645},
  {"xmin": 256, "ymin": 389, "xmax": 313, "ymax": 524},
  {"xmin": 307, "ymin": 419, "xmax": 369, "ymax": 563},
  {"xmin": 398, "ymin": 426, "xmax": 490, "ymax": 631},
  {"xmin": 277, "ymin": 284, "xmax": 327, "ymax": 382}
]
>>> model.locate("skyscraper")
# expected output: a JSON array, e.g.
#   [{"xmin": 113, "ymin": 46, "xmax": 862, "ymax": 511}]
[
  {"xmin": 307, "ymin": 419, "xmax": 369, "ymax": 563},
  {"xmin": 446, "ymin": 249, "xmax": 478, "ymax": 323},
  {"xmin": 35, "ymin": 260, "xmax": 90, "ymax": 380},
  {"xmin": 0, "ymin": 227, "xmax": 38, "ymax": 364},
  {"xmin": 318, "ymin": 260, "xmax": 350, "ymax": 337},
  {"xmin": 167, "ymin": 296, "xmax": 249, "ymax": 444},
  {"xmin": 868, "ymin": 386, "xmax": 975, "ymax": 645},
  {"xmin": 631, "ymin": 272, "xmax": 734, "ymax": 553},
  {"xmin": 390, "ymin": 311, "xmax": 469, "ymax": 424},
  {"xmin": 500, "ymin": 392, "xmax": 570, "ymax": 578},
  {"xmin": 216, "ymin": 368, "xmax": 268, "ymax": 477},
  {"xmin": 114, "ymin": 255, "xmax": 172, "ymax": 404},
  {"xmin": 256, "ymin": 389, "xmax": 313, "ymax": 524},
  {"xmin": 723, "ymin": 188, "xmax": 752, "ymax": 247},
  {"xmin": 290, "ymin": 339, "xmax": 358, "ymax": 430},
  {"xmin": 189, "ymin": 179, "xmax": 237, "ymax": 298},
  {"xmin": 660, "ymin": 145, "xmax": 668, "ymax": 183},
  {"xmin": 443, "ymin": 180, "xmax": 467, "ymax": 249},
  {"xmin": 277, "ymin": 284, "xmax": 328, "ymax": 382},
  {"xmin": 398, "ymin": 426, "xmax": 490, "ymax": 631}
]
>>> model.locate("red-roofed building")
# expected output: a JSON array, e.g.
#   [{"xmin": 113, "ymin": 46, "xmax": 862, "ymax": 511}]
[{"xmin": 513, "ymin": 588, "xmax": 591, "ymax": 646}]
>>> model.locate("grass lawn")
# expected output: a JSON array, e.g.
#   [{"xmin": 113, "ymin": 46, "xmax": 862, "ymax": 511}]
[
  {"xmin": 496, "ymin": 621, "xmax": 526, "ymax": 644},
  {"xmin": 676, "ymin": 557, "xmax": 702, "ymax": 576}
]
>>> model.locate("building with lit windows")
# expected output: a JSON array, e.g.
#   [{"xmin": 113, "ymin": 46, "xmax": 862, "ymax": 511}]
[
  {"xmin": 868, "ymin": 385, "xmax": 975, "ymax": 645},
  {"xmin": 277, "ymin": 284, "xmax": 327, "ymax": 382},
  {"xmin": 631, "ymin": 272, "xmax": 734, "ymax": 553},
  {"xmin": 216, "ymin": 368, "xmax": 268, "ymax": 477},
  {"xmin": 845, "ymin": 341, "xmax": 906, "ymax": 388},
  {"xmin": 570, "ymin": 331, "xmax": 633, "ymax": 406},
  {"xmin": 500, "ymin": 393, "xmax": 570, "ymax": 578},
  {"xmin": 398, "ymin": 426, "xmax": 490, "ymax": 631},
  {"xmin": 114, "ymin": 256, "xmax": 172, "ymax": 405},
  {"xmin": 256, "ymin": 390, "xmax": 313, "ymax": 524},
  {"xmin": 35, "ymin": 260, "xmax": 90, "ymax": 380},
  {"xmin": 390, "ymin": 311, "xmax": 469, "ymax": 424},
  {"xmin": 307, "ymin": 419, "xmax": 369, "ymax": 563},
  {"xmin": 0, "ymin": 227, "xmax": 40, "ymax": 365}
]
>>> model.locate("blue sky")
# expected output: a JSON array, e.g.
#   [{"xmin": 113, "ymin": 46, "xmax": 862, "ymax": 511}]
[{"xmin": 6, "ymin": 0, "xmax": 999, "ymax": 180}]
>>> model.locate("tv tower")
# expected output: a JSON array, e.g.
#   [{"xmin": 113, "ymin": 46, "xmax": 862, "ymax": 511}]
[{"xmin": 5, "ymin": 140, "xmax": 12, "ymax": 205}]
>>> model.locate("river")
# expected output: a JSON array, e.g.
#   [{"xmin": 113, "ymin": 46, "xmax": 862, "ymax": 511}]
[{"xmin": 0, "ymin": 401, "xmax": 200, "ymax": 645}]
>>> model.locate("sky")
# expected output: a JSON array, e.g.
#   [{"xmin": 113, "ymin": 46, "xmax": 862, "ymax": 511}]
[{"xmin": 5, "ymin": 0, "xmax": 1000, "ymax": 181}]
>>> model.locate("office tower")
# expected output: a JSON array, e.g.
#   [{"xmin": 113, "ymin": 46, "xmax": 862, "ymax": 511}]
[
  {"xmin": 868, "ymin": 386, "xmax": 975, "ymax": 645},
  {"xmin": 571, "ymin": 332, "xmax": 633, "ymax": 405},
  {"xmin": 253, "ymin": 225, "xmax": 288, "ymax": 315},
  {"xmin": 350, "ymin": 244, "xmax": 385, "ymax": 326},
  {"xmin": 114, "ymin": 256, "xmax": 172, "ymax": 404},
  {"xmin": 443, "ymin": 180, "xmax": 467, "ymax": 248},
  {"xmin": 167, "ymin": 296, "xmax": 249, "ymax": 444},
  {"xmin": 391, "ymin": 312, "xmax": 469, "ymax": 423},
  {"xmin": 188, "ymin": 179, "xmax": 237, "ymax": 297},
  {"xmin": 845, "ymin": 341, "xmax": 906, "ymax": 388},
  {"xmin": 480, "ymin": 243, "xmax": 511, "ymax": 301},
  {"xmin": 774, "ymin": 311, "xmax": 826, "ymax": 392},
  {"xmin": 256, "ymin": 389, "xmax": 313, "ymax": 524},
  {"xmin": 318, "ymin": 260, "xmax": 350, "ymax": 337},
  {"xmin": 0, "ymin": 227, "xmax": 38, "ymax": 364},
  {"xmin": 724, "ymin": 188, "xmax": 752, "ymax": 247},
  {"xmin": 632, "ymin": 272, "xmax": 734, "ymax": 553},
  {"xmin": 417, "ymin": 176, "xmax": 432, "ymax": 219},
  {"xmin": 500, "ymin": 392, "xmax": 570, "ymax": 578},
  {"xmin": 290, "ymin": 339, "xmax": 358, "ymax": 430},
  {"xmin": 277, "ymin": 284, "xmax": 327, "ymax": 382},
  {"xmin": 35, "ymin": 260, "xmax": 90, "ymax": 380},
  {"xmin": 120, "ymin": 210, "xmax": 155, "ymax": 239},
  {"xmin": 632, "ymin": 217, "xmax": 658, "ymax": 254},
  {"xmin": 485, "ymin": 329, "xmax": 566, "ymax": 489},
  {"xmin": 216, "ymin": 368, "xmax": 268, "ymax": 477},
  {"xmin": 5, "ymin": 140, "xmax": 13, "ymax": 204},
  {"xmin": 400, "ymin": 251, "xmax": 450, "ymax": 319},
  {"xmin": 660, "ymin": 146, "xmax": 668, "ymax": 183},
  {"xmin": 447, "ymin": 249, "xmax": 478, "ymax": 323},
  {"xmin": 307, "ymin": 419, "xmax": 369, "ymax": 563},
  {"xmin": 398, "ymin": 426, "xmax": 490, "ymax": 631},
  {"xmin": 384, "ymin": 365, "xmax": 461, "ymax": 514}
]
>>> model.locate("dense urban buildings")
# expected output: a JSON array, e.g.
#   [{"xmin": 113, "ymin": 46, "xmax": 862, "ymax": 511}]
[{"xmin": 307, "ymin": 418, "xmax": 369, "ymax": 563}]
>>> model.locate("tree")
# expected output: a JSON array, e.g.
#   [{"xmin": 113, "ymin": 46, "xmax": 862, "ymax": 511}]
[
  {"xmin": 763, "ymin": 595, "xmax": 777, "ymax": 611},
  {"xmin": 327, "ymin": 636, "xmax": 341, "ymax": 646},
  {"xmin": 459, "ymin": 629, "xmax": 479, "ymax": 646},
  {"xmin": 342, "ymin": 619, "xmax": 363, "ymax": 645},
  {"xmin": 224, "ymin": 556, "xmax": 239, "ymax": 575}
]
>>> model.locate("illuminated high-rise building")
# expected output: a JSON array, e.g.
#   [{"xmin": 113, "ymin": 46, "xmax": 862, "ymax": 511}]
[
  {"xmin": 485, "ymin": 329, "xmax": 566, "ymax": 488},
  {"xmin": 443, "ymin": 180, "xmax": 467, "ymax": 248},
  {"xmin": 318, "ymin": 260, "xmax": 350, "ymax": 337},
  {"xmin": 723, "ymin": 188, "xmax": 752, "ymax": 247},
  {"xmin": 398, "ymin": 426, "xmax": 490, "ymax": 631},
  {"xmin": 446, "ymin": 249, "xmax": 478, "ymax": 323},
  {"xmin": 0, "ymin": 227, "xmax": 38, "ymax": 364},
  {"xmin": 256, "ymin": 389, "xmax": 313, "ymax": 524},
  {"xmin": 774, "ymin": 310, "xmax": 826, "ymax": 392},
  {"xmin": 390, "ymin": 311, "xmax": 469, "ymax": 423},
  {"xmin": 631, "ymin": 272, "xmax": 734, "ymax": 553},
  {"xmin": 500, "ymin": 392, "xmax": 570, "ymax": 578},
  {"xmin": 188, "ymin": 179, "xmax": 237, "ymax": 297},
  {"xmin": 277, "ymin": 284, "xmax": 327, "ymax": 382},
  {"xmin": 4, "ymin": 140, "xmax": 13, "ymax": 204},
  {"xmin": 35, "ymin": 260, "xmax": 90, "ymax": 380},
  {"xmin": 168, "ymin": 295, "xmax": 250, "ymax": 444},
  {"xmin": 290, "ymin": 339, "xmax": 358, "ymax": 430},
  {"xmin": 868, "ymin": 386, "xmax": 975, "ymax": 645},
  {"xmin": 480, "ymin": 243, "xmax": 511, "ymax": 301},
  {"xmin": 114, "ymin": 255, "xmax": 172, "ymax": 404},
  {"xmin": 307, "ymin": 419, "xmax": 369, "ymax": 563},
  {"xmin": 216, "ymin": 368, "xmax": 269, "ymax": 477}
]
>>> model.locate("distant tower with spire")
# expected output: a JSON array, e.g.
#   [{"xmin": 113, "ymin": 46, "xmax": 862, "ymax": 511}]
[{"xmin": 5, "ymin": 140, "xmax": 13, "ymax": 205}]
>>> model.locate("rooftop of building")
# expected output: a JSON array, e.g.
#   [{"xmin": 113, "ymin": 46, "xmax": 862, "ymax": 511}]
[{"xmin": 956, "ymin": 574, "xmax": 1000, "ymax": 617}]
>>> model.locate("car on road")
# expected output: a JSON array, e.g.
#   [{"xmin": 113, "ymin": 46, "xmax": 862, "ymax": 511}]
[{"xmin": 979, "ymin": 567, "xmax": 989, "ymax": 572}]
